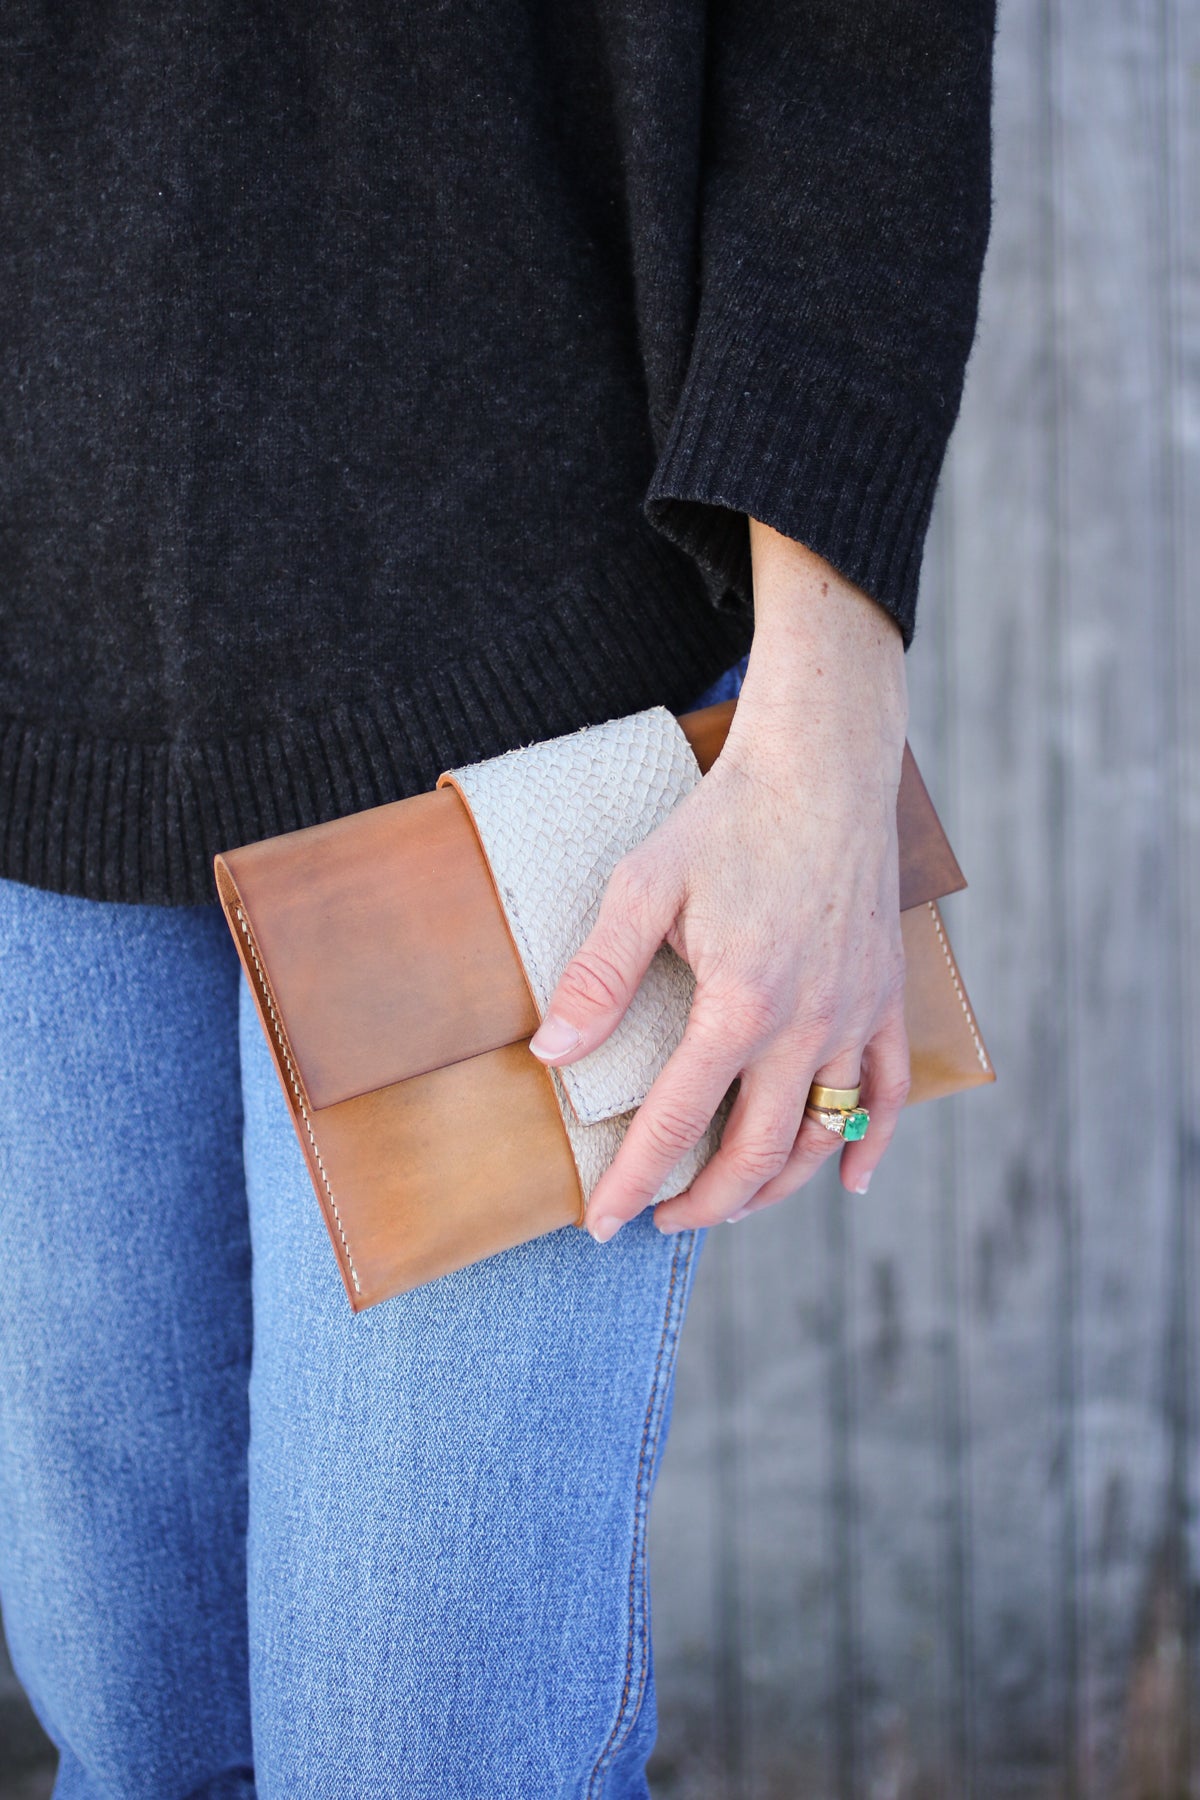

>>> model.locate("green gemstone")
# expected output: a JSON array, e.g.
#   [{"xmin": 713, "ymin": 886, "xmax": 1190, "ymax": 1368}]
[{"xmin": 842, "ymin": 1109, "xmax": 870, "ymax": 1142}]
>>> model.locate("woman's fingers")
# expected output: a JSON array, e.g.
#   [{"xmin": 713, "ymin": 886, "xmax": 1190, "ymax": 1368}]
[
  {"xmin": 834, "ymin": 1005, "xmax": 911, "ymax": 1194},
  {"xmin": 723, "ymin": 1115, "xmax": 849, "ymax": 1220},
  {"xmin": 579, "ymin": 1010, "xmax": 745, "ymax": 1241},
  {"xmin": 723, "ymin": 1007, "xmax": 912, "ymax": 1221},
  {"xmin": 650, "ymin": 1042, "xmax": 860, "ymax": 1232},
  {"xmin": 528, "ymin": 854, "xmax": 681, "ymax": 1062}
]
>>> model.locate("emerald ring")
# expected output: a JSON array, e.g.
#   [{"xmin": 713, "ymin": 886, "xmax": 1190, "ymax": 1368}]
[{"xmin": 805, "ymin": 1102, "xmax": 871, "ymax": 1143}]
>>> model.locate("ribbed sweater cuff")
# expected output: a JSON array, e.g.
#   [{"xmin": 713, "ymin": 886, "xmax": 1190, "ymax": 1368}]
[{"xmin": 644, "ymin": 305, "xmax": 947, "ymax": 649}]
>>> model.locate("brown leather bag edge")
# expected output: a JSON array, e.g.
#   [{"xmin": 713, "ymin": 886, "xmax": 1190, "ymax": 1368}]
[{"xmin": 214, "ymin": 700, "xmax": 995, "ymax": 1310}]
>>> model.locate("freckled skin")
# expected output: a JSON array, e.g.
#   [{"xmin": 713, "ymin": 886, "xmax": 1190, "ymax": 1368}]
[{"xmin": 535, "ymin": 517, "xmax": 911, "ymax": 1232}]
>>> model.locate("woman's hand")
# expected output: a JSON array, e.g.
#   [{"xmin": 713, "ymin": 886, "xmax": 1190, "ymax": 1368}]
[{"xmin": 528, "ymin": 517, "xmax": 912, "ymax": 1241}]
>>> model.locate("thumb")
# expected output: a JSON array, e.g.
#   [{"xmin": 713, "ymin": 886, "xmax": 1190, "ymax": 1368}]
[{"xmin": 528, "ymin": 857, "xmax": 678, "ymax": 1065}]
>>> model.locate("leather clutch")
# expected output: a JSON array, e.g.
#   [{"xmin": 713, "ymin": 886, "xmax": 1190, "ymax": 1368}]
[{"xmin": 214, "ymin": 699, "xmax": 994, "ymax": 1311}]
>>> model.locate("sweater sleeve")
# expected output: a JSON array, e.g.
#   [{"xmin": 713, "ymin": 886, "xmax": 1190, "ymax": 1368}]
[{"xmin": 643, "ymin": 0, "xmax": 996, "ymax": 649}]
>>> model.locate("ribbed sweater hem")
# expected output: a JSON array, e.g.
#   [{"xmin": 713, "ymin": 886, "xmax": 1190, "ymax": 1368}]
[
  {"xmin": 644, "ymin": 301, "xmax": 946, "ymax": 649},
  {"xmin": 0, "ymin": 537, "xmax": 753, "ymax": 907}
]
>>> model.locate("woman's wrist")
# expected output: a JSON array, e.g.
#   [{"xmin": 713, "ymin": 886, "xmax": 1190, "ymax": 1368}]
[{"xmin": 724, "ymin": 518, "xmax": 909, "ymax": 782}]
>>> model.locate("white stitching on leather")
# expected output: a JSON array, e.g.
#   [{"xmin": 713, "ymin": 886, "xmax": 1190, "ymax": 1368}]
[
  {"xmin": 235, "ymin": 907, "xmax": 362, "ymax": 1296},
  {"xmin": 927, "ymin": 900, "xmax": 990, "ymax": 1073}
]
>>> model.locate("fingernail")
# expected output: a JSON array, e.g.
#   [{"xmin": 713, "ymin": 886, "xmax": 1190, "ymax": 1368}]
[
  {"xmin": 529, "ymin": 1014, "xmax": 582, "ymax": 1059},
  {"xmin": 726, "ymin": 1205, "xmax": 751, "ymax": 1223},
  {"xmin": 853, "ymin": 1172, "xmax": 873, "ymax": 1195},
  {"xmin": 588, "ymin": 1215, "xmax": 622, "ymax": 1244}
]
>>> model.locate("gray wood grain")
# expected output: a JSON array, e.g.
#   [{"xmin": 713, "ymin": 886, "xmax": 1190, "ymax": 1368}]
[
  {"xmin": 736, "ymin": 1195, "xmax": 842, "ymax": 1799},
  {"xmin": 1053, "ymin": 3, "xmax": 1185, "ymax": 1793},
  {"xmin": 649, "ymin": 1191, "xmax": 842, "ymax": 1799},
  {"xmin": 840, "ymin": 499, "xmax": 970, "ymax": 1800},
  {"xmin": 649, "ymin": 0, "xmax": 1200, "ymax": 1794},
  {"xmin": 1165, "ymin": 0, "xmax": 1200, "ymax": 1792},
  {"xmin": 923, "ymin": 0, "xmax": 1078, "ymax": 1783}
]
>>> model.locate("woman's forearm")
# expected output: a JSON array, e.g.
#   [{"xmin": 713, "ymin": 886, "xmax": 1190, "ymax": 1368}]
[{"xmin": 727, "ymin": 518, "xmax": 909, "ymax": 784}]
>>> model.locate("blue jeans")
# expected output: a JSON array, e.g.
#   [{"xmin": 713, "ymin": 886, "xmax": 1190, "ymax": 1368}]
[{"xmin": 0, "ymin": 667, "xmax": 745, "ymax": 1800}]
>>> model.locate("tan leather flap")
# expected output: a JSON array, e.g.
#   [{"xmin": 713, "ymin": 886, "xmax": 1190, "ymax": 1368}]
[{"xmin": 214, "ymin": 700, "xmax": 967, "ymax": 1113}]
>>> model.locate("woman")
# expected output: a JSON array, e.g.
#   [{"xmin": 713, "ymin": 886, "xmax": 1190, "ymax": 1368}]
[{"xmin": 0, "ymin": 4, "xmax": 995, "ymax": 1795}]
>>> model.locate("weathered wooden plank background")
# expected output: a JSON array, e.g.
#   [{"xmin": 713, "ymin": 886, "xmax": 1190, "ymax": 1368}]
[
  {"xmin": 647, "ymin": 0, "xmax": 1198, "ymax": 1796},
  {"xmin": 1, "ymin": 1, "xmax": 1196, "ymax": 1796}
]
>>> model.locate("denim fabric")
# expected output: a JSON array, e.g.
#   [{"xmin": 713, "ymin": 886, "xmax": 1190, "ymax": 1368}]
[
  {"xmin": 684, "ymin": 652, "xmax": 748, "ymax": 712},
  {"xmin": 0, "ymin": 890, "xmax": 255, "ymax": 1800},
  {"xmin": 0, "ymin": 668, "xmax": 744, "ymax": 1799}
]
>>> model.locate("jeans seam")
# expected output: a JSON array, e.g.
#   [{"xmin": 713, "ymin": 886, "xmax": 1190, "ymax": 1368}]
[{"xmin": 584, "ymin": 1226, "xmax": 698, "ymax": 1799}]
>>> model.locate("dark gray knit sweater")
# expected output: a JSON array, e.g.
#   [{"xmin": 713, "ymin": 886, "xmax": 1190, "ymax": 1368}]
[{"xmin": 0, "ymin": 1, "xmax": 995, "ymax": 905}]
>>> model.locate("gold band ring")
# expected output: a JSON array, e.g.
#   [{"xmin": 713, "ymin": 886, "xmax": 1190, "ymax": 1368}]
[
  {"xmin": 808, "ymin": 1081, "xmax": 862, "ymax": 1110},
  {"xmin": 804, "ymin": 1102, "xmax": 871, "ymax": 1142}
]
